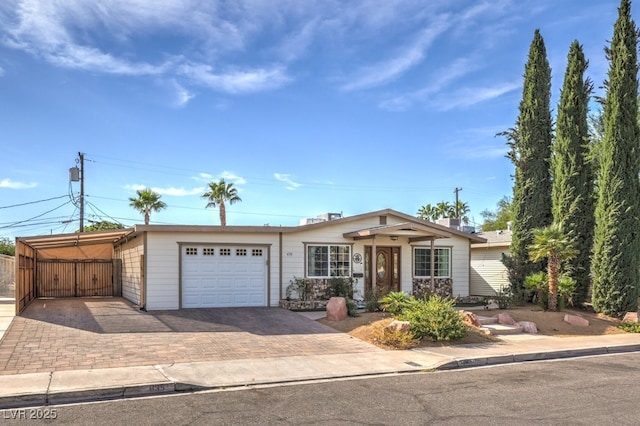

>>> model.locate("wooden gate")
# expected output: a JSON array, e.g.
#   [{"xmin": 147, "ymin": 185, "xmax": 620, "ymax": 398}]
[{"xmin": 37, "ymin": 259, "xmax": 115, "ymax": 297}]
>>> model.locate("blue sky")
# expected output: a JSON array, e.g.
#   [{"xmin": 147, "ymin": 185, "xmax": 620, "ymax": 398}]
[{"xmin": 0, "ymin": 0, "xmax": 632, "ymax": 238}]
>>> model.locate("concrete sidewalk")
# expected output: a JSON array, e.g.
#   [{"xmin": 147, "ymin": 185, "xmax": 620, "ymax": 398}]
[{"xmin": 1, "ymin": 331, "xmax": 640, "ymax": 409}]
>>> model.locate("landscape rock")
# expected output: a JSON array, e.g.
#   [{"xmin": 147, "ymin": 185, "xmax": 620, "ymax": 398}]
[
  {"xmin": 460, "ymin": 311, "xmax": 481, "ymax": 328},
  {"xmin": 385, "ymin": 320, "xmax": 412, "ymax": 333},
  {"xmin": 326, "ymin": 297, "xmax": 348, "ymax": 321},
  {"xmin": 564, "ymin": 314, "xmax": 589, "ymax": 327},
  {"xmin": 622, "ymin": 311, "xmax": 640, "ymax": 323},
  {"xmin": 518, "ymin": 321, "xmax": 538, "ymax": 334},
  {"xmin": 495, "ymin": 313, "xmax": 517, "ymax": 326}
]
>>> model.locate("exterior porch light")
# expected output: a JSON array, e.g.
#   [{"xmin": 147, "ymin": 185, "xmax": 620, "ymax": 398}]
[{"xmin": 390, "ymin": 236, "xmax": 398, "ymax": 241}]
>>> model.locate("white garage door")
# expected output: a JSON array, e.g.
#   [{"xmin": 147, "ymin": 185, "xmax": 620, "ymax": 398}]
[{"xmin": 181, "ymin": 245, "xmax": 267, "ymax": 308}]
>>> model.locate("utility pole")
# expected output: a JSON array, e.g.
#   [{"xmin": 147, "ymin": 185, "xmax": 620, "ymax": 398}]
[
  {"xmin": 79, "ymin": 152, "xmax": 85, "ymax": 232},
  {"xmin": 70, "ymin": 153, "xmax": 85, "ymax": 232},
  {"xmin": 454, "ymin": 187, "xmax": 462, "ymax": 219}
]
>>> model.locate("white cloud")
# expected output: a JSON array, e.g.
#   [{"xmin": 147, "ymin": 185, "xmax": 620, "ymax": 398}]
[
  {"xmin": 378, "ymin": 56, "xmax": 484, "ymax": 111},
  {"xmin": 192, "ymin": 171, "xmax": 246, "ymax": 185},
  {"xmin": 178, "ymin": 63, "xmax": 291, "ymax": 94},
  {"xmin": 193, "ymin": 173, "xmax": 214, "ymax": 182},
  {"xmin": 274, "ymin": 173, "xmax": 301, "ymax": 190},
  {"xmin": 219, "ymin": 171, "xmax": 246, "ymax": 185},
  {"xmin": 125, "ymin": 183, "xmax": 203, "ymax": 196},
  {"xmin": 0, "ymin": 178, "xmax": 37, "ymax": 189},
  {"xmin": 0, "ymin": 1, "xmax": 293, "ymax": 95},
  {"xmin": 151, "ymin": 186, "xmax": 203, "ymax": 196},
  {"xmin": 432, "ymin": 80, "xmax": 521, "ymax": 111},
  {"xmin": 341, "ymin": 17, "xmax": 451, "ymax": 91},
  {"xmin": 168, "ymin": 80, "xmax": 194, "ymax": 108}
]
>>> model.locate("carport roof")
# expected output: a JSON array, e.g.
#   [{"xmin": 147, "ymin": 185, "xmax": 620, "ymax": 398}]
[{"xmin": 17, "ymin": 228, "xmax": 135, "ymax": 249}]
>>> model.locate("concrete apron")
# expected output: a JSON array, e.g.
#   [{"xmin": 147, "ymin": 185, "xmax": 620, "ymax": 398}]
[{"xmin": 0, "ymin": 302, "xmax": 15, "ymax": 344}]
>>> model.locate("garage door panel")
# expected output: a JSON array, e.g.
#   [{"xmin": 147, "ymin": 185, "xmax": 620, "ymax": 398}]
[{"xmin": 181, "ymin": 245, "xmax": 267, "ymax": 308}]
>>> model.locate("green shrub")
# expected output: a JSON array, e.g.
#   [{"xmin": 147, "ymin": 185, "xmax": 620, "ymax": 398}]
[
  {"xmin": 329, "ymin": 277, "xmax": 354, "ymax": 298},
  {"xmin": 524, "ymin": 271, "xmax": 576, "ymax": 310},
  {"xmin": 379, "ymin": 291, "xmax": 415, "ymax": 316},
  {"xmin": 286, "ymin": 277, "xmax": 314, "ymax": 301},
  {"xmin": 370, "ymin": 321, "xmax": 419, "ymax": 350},
  {"xmin": 345, "ymin": 298, "xmax": 359, "ymax": 317},
  {"xmin": 398, "ymin": 295, "xmax": 467, "ymax": 342},
  {"xmin": 618, "ymin": 322, "xmax": 640, "ymax": 333},
  {"xmin": 557, "ymin": 275, "xmax": 576, "ymax": 309},
  {"xmin": 364, "ymin": 288, "xmax": 382, "ymax": 312},
  {"xmin": 524, "ymin": 271, "xmax": 547, "ymax": 308}
]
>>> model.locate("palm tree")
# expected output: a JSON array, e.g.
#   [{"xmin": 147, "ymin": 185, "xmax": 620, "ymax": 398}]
[
  {"xmin": 202, "ymin": 179, "xmax": 242, "ymax": 226},
  {"xmin": 528, "ymin": 224, "xmax": 578, "ymax": 311},
  {"xmin": 452, "ymin": 201, "xmax": 470, "ymax": 224},
  {"xmin": 128, "ymin": 188, "xmax": 166, "ymax": 225},
  {"xmin": 417, "ymin": 204, "xmax": 437, "ymax": 222},
  {"xmin": 434, "ymin": 201, "xmax": 452, "ymax": 219}
]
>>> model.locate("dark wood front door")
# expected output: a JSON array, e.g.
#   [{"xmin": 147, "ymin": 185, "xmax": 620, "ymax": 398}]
[{"xmin": 365, "ymin": 246, "xmax": 400, "ymax": 296}]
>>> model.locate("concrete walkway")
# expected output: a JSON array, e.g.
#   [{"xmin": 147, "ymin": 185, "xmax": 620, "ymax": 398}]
[{"xmin": 1, "ymin": 301, "xmax": 640, "ymax": 408}]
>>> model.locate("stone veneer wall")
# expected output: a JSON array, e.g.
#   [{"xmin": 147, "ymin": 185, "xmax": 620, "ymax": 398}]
[
  {"xmin": 412, "ymin": 278, "xmax": 453, "ymax": 299},
  {"xmin": 279, "ymin": 299, "xmax": 328, "ymax": 310}
]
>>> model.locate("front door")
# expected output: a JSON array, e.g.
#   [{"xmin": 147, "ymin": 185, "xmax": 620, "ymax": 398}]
[{"xmin": 365, "ymin": 246, "xmax": 400, "ymax": 296}]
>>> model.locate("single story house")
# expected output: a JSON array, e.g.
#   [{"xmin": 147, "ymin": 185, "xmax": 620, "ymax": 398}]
[
  {"xmin": 15, "ymin": 209, "xmax": 485, "ymax": 313},
  {"xmin": 470, "ymin": 229, "xmax": 511, "ymax": 296}
]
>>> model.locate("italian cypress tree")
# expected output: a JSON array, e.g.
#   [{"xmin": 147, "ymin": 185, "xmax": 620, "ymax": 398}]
[
  {"xmin": 502, "ymin": 29, "xmax": 553, "ymax": 302},
  {"xmin": 551, "ymin": 41, "xmax": 594, "ymax": 305},
  {"xmin": 592, "ymin": 0, "xmax": 640, "ymax": 316}
]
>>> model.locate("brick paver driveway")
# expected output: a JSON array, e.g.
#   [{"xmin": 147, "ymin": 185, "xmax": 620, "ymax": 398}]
[{"xmin": 0, "ymin": 298, "xmax": 380, "ymax": 375}]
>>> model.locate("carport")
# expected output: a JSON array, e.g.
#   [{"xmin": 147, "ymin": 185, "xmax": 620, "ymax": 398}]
[{"xmin": 15, "ymin": 229, "xmax": 134, "ymax": 314}]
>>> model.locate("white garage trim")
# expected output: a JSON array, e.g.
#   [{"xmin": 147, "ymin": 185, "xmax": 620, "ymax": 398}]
[{"xmin": 179, "ymin": 243, "xmax": 270, "ymax": 308}]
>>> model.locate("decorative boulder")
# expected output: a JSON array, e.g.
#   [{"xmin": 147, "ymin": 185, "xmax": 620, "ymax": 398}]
[
  {"xmin": 460, "ymin": 311, "xmax": 482, "ymax": 328},
  {"xmin": 564, "ymin": 314, "xmax": 589, "ymax": 327},
  {"xmin": 622, "ymin": 311, "xmax": 640, "ymax": 323},
  {"xmin": 518, "ymin": 321, "xmax": 538, "ymax": 334},
  {"xmin": 386, "ymin": 320, "xmax": 412, "ymax": 333},
  {"xmin": 495, "ymin": 313, "xmax": 517, "ymax": 326},
  {"xmin": 326, "ymin": 297, "xmax": 348, "ymax": 321}
]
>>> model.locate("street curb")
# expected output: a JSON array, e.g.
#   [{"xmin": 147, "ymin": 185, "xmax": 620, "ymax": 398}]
[
  {"xmin": 435, "ymin": 344, "xmax": 640, "ymax": 370},
  {"xmin": 1, "ymin": 344, "xmax": 640, "ymax": 409}
]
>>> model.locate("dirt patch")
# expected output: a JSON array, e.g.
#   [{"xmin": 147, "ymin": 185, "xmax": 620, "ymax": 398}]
[{"xmin": 316, "ymin": 305, "xmax": 626, "ymax": 350}]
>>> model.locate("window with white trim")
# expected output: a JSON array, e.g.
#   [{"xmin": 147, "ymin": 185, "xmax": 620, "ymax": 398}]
[
  {"xmin": 307, "ymin": 245, "xmax": 351, "ymax": 278},
  {"xmin": 413, "ymin": 247, "xmax": 451, "ymax": 278}
]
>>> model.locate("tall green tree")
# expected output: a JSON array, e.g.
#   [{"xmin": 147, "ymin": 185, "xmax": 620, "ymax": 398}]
[
  {"xmin": 528, "ymin": 224, "xmax": 578, "ymax": 311},
  {"xmin": 502, "ymin": 29, "xmax": 554, "ymax": 302},
  {"xmin": 202, "ymin": 179, "xmax": 242, "ymax": 226},
  {"xmin": 129, "ymin": 188, "xmax": 166, "ymax": 225},
  {"xmin": 481, "ymin": 196, "xmax": 512, "ymax": 231},
  {"xmin": 0, "ymin": 237, "xmax": 15, "ymax": 256},
  {"xmin": 591, "ymin": 0, "xmax": 640, "ymax": 317},
  {"xmin": 551, "ymin": 40, "xmax": 594, "ymax": 305},
  {"xmin": 80, "ymin": 221, "xmax": 125, "ymax": 232}
]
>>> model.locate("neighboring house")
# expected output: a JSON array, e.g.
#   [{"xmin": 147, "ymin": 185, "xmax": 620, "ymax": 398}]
[
  {"xmin": 470, "ymin": 229, "xmax": 512, "ymax": 296},
  {"xmin": 0, "ymin": 254, "xmax": 15, "ymax": 299},
  {"xmin": 15, "ymin": 209, "xmax": 485, "ymax": 312}
]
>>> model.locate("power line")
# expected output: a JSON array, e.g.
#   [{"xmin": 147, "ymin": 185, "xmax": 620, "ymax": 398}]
[
  {"xmin": 0, "ymin": 195, "xmax": 69, "ymax": 209},
  {"xmin": 0, "ymin": 200, "xmax": 73, "ymax": 229}
]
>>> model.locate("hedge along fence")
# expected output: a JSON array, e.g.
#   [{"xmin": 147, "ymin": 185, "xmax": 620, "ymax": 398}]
[{"xmin": 0, "ymin": 254, "xmax": 15, "ymax": 298}]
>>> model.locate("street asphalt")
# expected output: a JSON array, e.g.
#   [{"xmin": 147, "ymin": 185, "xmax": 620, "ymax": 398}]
[{"xmin": 1, "ymin": 299, "xmax": 640, "ymax": 409}]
